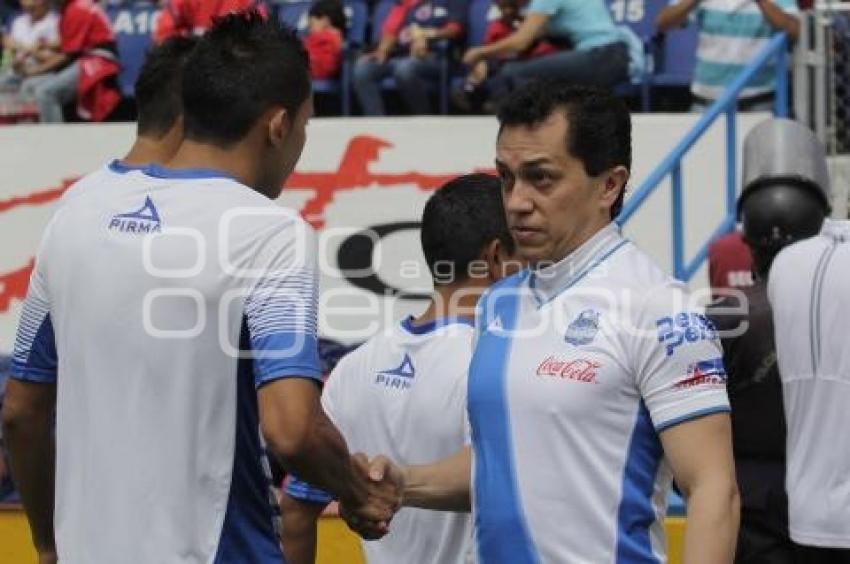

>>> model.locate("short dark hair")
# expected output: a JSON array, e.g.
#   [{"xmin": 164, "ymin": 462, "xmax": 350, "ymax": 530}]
[
  {"xmin": 421, "ymin": 174, "xmax": 515, "ymax": 284},
  {"xmin": 309, "ymin": 0, "xmax": 347, "ymax": 33},
  {"xmin": 182, "ymin": 10, "xmax": 311, "ymax": 147},
  {"xmin": 497, "ymin": 82, "xmax": 632, "ymax": 219},
  {"xmin": 134, "ymin": 36, "xmax": 198, "ymax": 138}
]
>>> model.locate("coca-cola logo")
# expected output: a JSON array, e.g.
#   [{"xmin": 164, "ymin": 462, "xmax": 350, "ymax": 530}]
[{"xmin": 535, "ymin": 356, "xmax": 601, "ymax": 384}]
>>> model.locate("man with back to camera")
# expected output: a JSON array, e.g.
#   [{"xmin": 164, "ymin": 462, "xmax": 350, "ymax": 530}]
[
  {"xmin": 1, "ymin": 11, "xmax": 397, "ymax": 564},
  {"xmin": 280, "ymin": 173, "xmax": 521, "ymax": 564},
  {"xmin": 708, "ymin": 118, "xmax": 831, "ymax": 564},
  {"xmin": 352, "ymin": 82, "xmax": 740, "ymax": 563},
  {"xmin": 765, "ymin": 127, "xmax": 850, "ymax": 564},
  {"xmin": 58, "ymin": 35, "xmax": 199, "ymax": 207}
]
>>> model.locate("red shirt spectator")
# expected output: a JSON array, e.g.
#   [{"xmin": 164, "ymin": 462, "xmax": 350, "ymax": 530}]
[
  {"xmin": 485, "ymin": 16, "xmax": 557, "ymax": 60},
  {"xmin": 60, "ymin": 0, "xmax": 115, "ymax": 56},
  {"xmin": 60, "ymin": 0, "xmax": 120, "ymax": 121},
  {"xmin": 305, "ymin": 29, "xmax": 343, "ymax": 79},
  {"xmin": 304, "ymin": 0, "xmax": 346, "ymax": 79},
  {"xmin": 381, "ymin": 0, "xmax": 466, "ymax": 53},
  {"xmin": 708, "ymin": 231, "xmax": 754, "ymax": 296},
  {"xmin": 154, "ymin": 0, "xmax": 256, "ymax": 43}
]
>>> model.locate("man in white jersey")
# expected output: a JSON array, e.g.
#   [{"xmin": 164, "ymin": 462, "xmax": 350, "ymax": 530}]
[
  {"xmin": 366, "ymin": 82, "xmax": 740, "ymax": 562},
  {"xmin": 279, "ymin": 173, "xmax": 520, "ymax": 564},
  {"xmin": 1, "ymin": 12, "xmax": 396, "ymax": 564},
  {"xmin": 765, "ymin": 127, "xmax": 850, "ymax": 562},
  {"xmin": 60, "ymin": 35, "xmax": 199, "ymax": 206}
]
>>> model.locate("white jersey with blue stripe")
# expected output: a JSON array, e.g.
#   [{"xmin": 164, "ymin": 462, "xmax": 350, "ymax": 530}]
[
  {"xmin": 768, "ymin": 219, "xmax": 850, "ymax": 548},
  {"xmin": 287, "ymin": 317, "xmax": 474, "ymax": 564},
  {"xmin": 12, "ymin": 162, "xmax": 322, "ymax": 564},
  {"xmin": 467, "ymin": 223, "xmax": 730, "ymax": 563}
]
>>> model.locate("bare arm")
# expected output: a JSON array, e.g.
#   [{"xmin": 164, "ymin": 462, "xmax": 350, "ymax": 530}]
[
  {"xmin": 368, "ymin": 446, "xmax": 471, "ymax": 512},
  {"xmin": 656, "ymin": 0, "xmax": 700, "ymax": 32},
  {"xmin": 1, "ymin": 379, "xmax": 56, "ymax": 558},
  {"xmin": 280, "ymin": 493, "xmax": 328, "ymax": 564},
  {"xmin": 660, "ymin": 413, "xmax": 740, "ymax": 564},
  {"xmin": 463, "ymin": 13, "xmax": 549, "ymax": 64},
  {"xmin": 22, "ymin": 52, "xmax": 70, "ymax": 77},
  {"xmin": 259, "ymin": 378, "xmax": 372, "ymax": 513},
  {"xmin": 755, "ymin": 0, "xmax": 799, "ymax": 40}
]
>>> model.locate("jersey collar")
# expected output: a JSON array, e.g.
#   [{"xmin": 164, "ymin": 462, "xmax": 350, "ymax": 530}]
[
  {"xmin": 528, "ymin": 222, "xmax": 628, "ymax": 306},
  {"xmin": 400, "ymin": 315, "xmax": 475, "ymax": 335}
]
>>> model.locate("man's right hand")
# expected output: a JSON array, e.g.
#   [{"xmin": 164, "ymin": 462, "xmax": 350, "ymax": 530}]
[
  {"xmin": 339, "ymin": 453, "xmax": 404, "ymax": 540},
  {"xmin": 37, "ymin": 549, "xmax": 57, "ymax": 564}
]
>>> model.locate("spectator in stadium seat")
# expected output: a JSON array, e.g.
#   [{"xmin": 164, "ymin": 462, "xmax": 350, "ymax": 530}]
[
  {"xmin": 0, "ymin": 0, "xmax": 60, "ymax": 93},
  {"xmin": 353, "ymin": 0, "xmax": 467, "ymax": 115},
  {"xmin": 304, "ymin": 0, "xmax": 346, "ymax": 80},
  {"xmin": 460, "ymin": 0, "xmax": 628, "ymax": 102},
  {"xmin": 656, "ymin": 0, "xmax": 800, "ymax": 112},
  {"xmin": 452, "ymin": 0, "xmax": 557, "ymax": 112},
  {"xmin": 18, "ymin": 0, "xmax": 120, "ymax": 123},
  {"xmin": 153, "ymin": 0, "xmax": 256, "ymax": 43}
]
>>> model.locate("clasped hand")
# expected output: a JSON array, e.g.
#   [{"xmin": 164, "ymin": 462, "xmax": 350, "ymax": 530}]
[{"xmin": 339, "ymin": 453, "xmax": 404, "ymax": 540}]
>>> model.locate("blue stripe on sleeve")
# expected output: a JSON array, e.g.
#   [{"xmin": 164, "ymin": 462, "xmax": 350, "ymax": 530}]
[
  {"xmin": 11, "ymin": 314, "xmax": 57, "ymax": 384},
  {"xmin": 251, "ymin": 332, "xmax": 322, "ymax": 387}
]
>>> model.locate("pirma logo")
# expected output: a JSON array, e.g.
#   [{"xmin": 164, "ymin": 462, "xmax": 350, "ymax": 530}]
[
  {"xmin": 375, "ymin": 353, "xmax": 415, "ymax": 389},
  {"xmin": 108, "ymin": 196, "xmax": 162, "ymax": 234}
]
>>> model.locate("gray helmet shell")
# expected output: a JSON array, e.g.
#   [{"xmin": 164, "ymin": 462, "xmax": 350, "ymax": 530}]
[{"xmin": 739, "ymin": 118, "xmax": 831, "ymax": 214}]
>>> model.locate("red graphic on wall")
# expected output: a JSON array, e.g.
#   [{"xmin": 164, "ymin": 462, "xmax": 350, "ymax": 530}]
[
  {"xmin": 0, "ymin": 179, "xmax": 77, "ymax": 317},
  {"xmin": 0, "ymin": 135, "xmax": 494, "ymax": 315}
]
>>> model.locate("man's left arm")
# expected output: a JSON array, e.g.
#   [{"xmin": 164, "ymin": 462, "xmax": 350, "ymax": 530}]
[
  {"xmin": 1, "ymin": 380, "xmax": 56, "ymax": 561},
  {"xmin": 633, "ymin": 283, "xmax": 740, "ymax": 563},
  {"xmin": 756, "ymin": 0, "xmax": 800, "ymax": 40},
  {"xmin": 660, "ymin": 414, "xmax": 740, "ymax": 564}
]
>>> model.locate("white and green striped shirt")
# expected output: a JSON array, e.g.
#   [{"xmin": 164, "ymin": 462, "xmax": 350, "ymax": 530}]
[{"xmin": 673, "ymin": 0, "xmax": 798, "ymax": 101}]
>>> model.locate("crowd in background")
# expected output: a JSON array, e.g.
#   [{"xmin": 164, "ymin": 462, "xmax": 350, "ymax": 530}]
[{"xmin": 0, "ymin": 0, "xmax": 819, "ymax": 122}]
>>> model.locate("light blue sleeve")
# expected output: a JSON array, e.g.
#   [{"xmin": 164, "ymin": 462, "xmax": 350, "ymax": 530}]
[{"xmin": 527, "ymin": 0, "xmax": 561, "ymax": 17}]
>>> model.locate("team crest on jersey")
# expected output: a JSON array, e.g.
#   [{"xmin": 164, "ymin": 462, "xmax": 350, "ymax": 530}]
[
  {"xmin": 108, "ymin": 195, "xmax": 162, "ymax": 234},
  {"xmin": 565, "ymin": 309, "xmax": 600, "ymax": 346},
  {"xmin": 375, "ymin": 353, "xmax": 415, "ymax": 389}
]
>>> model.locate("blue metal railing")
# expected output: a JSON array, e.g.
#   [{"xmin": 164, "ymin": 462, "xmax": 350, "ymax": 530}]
[{"xmin": 616, "ymin": 33, "xmax": 790, "ymax": 281}]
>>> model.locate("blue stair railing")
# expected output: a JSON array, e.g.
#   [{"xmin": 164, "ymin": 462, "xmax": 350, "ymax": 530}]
[{"xmin": 616, "ymin": 33, "xmax": 790, "ymax": 281}]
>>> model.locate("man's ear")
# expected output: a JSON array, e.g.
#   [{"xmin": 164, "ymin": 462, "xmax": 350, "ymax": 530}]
[
  {"xmin": 267, "ymin": 108, "xmax": 290, "ymax": 147},
  {"xmin": 600, "ymin": 165, "xmax": 629, "ymax": 210},
  {"xmin": 483, "ymin": 238, "xmax": 521, "ymax": 282}
]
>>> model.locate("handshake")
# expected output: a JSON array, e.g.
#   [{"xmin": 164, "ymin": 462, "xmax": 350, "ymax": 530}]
[{"xmin": 338, "ymin": 453, "xmax": 406, "ymax": 540}]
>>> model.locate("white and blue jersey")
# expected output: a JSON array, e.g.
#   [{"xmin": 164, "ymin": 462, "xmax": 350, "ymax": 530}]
[
  {"xmin": 467, "ymin": 223, "xmax": 730, "ymax": 563},
  {"xmin": 12, "ymin": 162, "xmax": 321, "ymax": 564},
  {"xmin": 287, "ymin": 317, "xmax": 474, "ymax": 564}
]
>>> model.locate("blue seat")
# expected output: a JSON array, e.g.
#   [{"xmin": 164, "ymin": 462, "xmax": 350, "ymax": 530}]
[
  {"xmin": 276, "ymin": 0, "xmax": 368, "ymax": 115},
  {"xmin": 368, "ymin": 0, "xmax": 451, "ymax": 115},
  {"xmin": 607, "ymin": 0, "xmax": 665, "ymax": 111},
  {"xmin": 651, "ymin": 22, "xmax": 698, "ymax": 88},
  {"xmin": 106, "ymin": 3, "xmax": 158, "ymax": 98}
]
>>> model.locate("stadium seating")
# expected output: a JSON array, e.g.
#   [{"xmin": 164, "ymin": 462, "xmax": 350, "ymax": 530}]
[
  {"xmin": 1, "ymin": 0, "xmax": 702, "ymax": 117},
  {"xmin": 276, "ymin": 0, "xmax": 369, "ymax": 115},
  {"xmin": 105, "ymin": 3, "xmax": 159, "ymax": 98},
  {"xmin": 369, "ymin": 0, "xmax": 451, "ymax": 115}
]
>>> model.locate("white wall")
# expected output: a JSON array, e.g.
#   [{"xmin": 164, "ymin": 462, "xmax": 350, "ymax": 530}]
[{"xmin": 0, "ymin": 114, "xmax": 769, "ymax": 351}]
